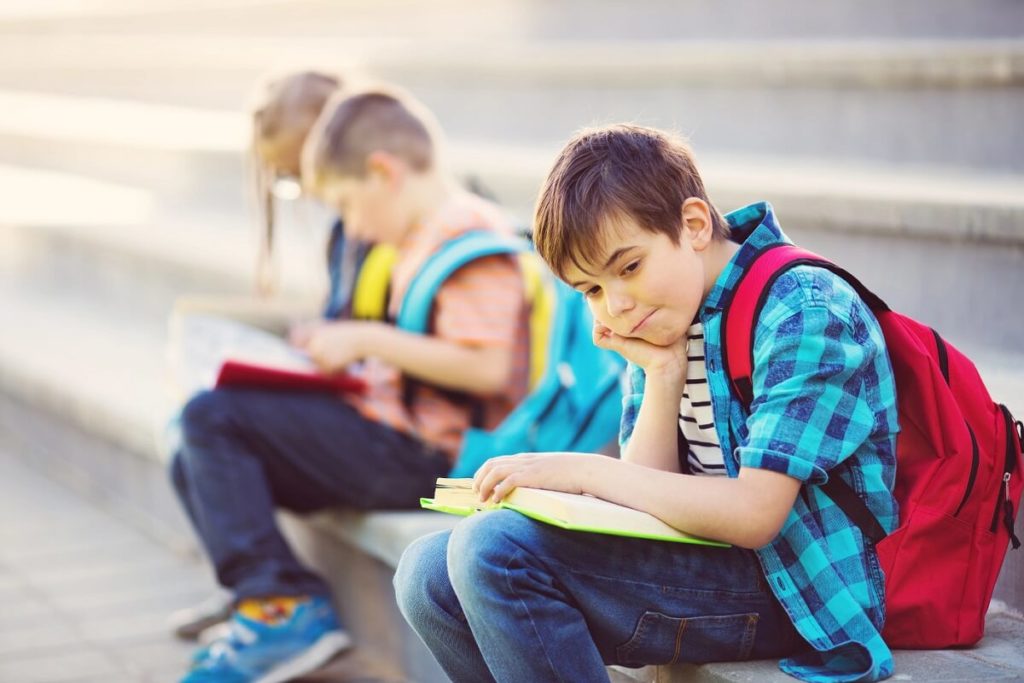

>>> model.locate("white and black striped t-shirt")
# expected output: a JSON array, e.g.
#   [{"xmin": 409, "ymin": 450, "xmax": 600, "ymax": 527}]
[{"xmin": 679, "ymin": 323, "xmax": 727, "ymax": 476}]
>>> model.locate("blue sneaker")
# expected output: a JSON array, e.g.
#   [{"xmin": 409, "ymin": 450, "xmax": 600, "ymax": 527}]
[{"xmin": 181, "ymin": 596, "xmax": 352, "ymax": 683}]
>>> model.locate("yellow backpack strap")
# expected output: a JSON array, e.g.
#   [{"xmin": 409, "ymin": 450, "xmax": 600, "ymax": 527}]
[
  {"xmin": 351, "ymin": 243, "xmax": 398, "ymax": 321},
  {"xmin": 518, "ymin": 252, "xmax": 556, "ymax": 390}
]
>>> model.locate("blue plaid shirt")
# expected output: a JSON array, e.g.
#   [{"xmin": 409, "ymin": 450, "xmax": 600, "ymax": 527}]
[{"xmin": 620, "ymin": 203, "xmax": 899, "ymax": 682}]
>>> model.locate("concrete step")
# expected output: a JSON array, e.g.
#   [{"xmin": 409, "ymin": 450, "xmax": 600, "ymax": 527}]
[
  {"xmin": 0, "ymin": 162, "xmax": 333, "ymax": 307},
  {"xmin": 1, "ymin": 37, "xmax": 1021, "ymax": 171},
  {"xmin": 2, "ymin": 88, "xmax": 1022, "ymax": 357},
  {"xmin": 2, "ymin": 0, "xmax": 1022, "ymax": 42},
  {"xmin": 1, "ymin": 90, "xmax": 1021, "ymax": 241},
  {"xmin": 609, "ymin": 606, "xmax": 1024, "ymax": 682}
]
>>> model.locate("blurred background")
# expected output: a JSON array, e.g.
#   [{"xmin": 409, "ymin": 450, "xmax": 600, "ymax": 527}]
[{"xmin": 0, "ymin": 1, "xmax": 1022, "ymax": 681}]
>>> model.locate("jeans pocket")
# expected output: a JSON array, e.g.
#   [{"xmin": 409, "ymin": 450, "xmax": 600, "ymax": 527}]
[{"xmin": 615, "ymin": 611, "xmax": 760, "ymax": 666}]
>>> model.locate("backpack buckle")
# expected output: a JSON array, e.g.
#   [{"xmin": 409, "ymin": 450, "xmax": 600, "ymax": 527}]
[{"xmin": 557, "ymin": 362, "xmax": 576, "ymax": 389}]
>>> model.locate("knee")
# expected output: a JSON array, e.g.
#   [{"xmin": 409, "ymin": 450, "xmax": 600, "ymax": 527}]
[
  {"xmin": 394, "ymin": 530, "xmax": 454, "ymax": 629},
  {"xmin": 447, "ymin": 510, "xmax": 535, "ymax": 599},
  {"xmin": 179, "ymin": 389, "xmax": 233, "ymax": 444}
]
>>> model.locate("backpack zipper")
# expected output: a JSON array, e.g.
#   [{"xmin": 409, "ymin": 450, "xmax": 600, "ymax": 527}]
[
  {"xmin": 931, "ymin": 330, "xmax": 980, "ymax": 517},
  {"xmin": 931, "ymin": 328, "xmax": 950, "ymax": 383},
  {"xmin": 991, "ymin": 404, "xmax": 1022, "ymax": 549},
  {"xmin": 953, "ymin": 423, "xmax": 979, "ymax": 517}
]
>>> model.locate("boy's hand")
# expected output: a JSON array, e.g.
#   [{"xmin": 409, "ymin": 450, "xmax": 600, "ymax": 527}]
[
  {"xmin": 301, "ymin": 321, "xmax": 381, "ymax": 373},
  {"xmin": 287, "ymin": 319, "xmax": 326, "ymax": 349},
  {"xmin": 593, "ymin": 322, "xmax": 689, "ymax": 390},
  {"xmin": 473, "ymin": 452, "xmax": 617, "ymax": 504}
]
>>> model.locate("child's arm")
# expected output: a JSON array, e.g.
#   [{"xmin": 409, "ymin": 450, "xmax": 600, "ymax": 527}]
[
  {"xmin": 619, "ymin": 367, "xmax": 685, "ymax": 472},
  {"xmin": 594, "ymin": 323, "xmax": 687, "ymax": 472},
  {"xmin": 304, "ymin": 320, "xmax": 512, "ymax": 395},
  {"xmin": 304, "ymin": 253, "xmax": 523, "ymax": 396},
  {"xmin": 474, "ymin": 452, "xmax": 799, "ymax": 549}
]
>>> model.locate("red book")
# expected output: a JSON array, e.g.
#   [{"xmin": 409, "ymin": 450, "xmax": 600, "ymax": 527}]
[
  {"xmin": 216, "ymin": 359, "xmax": 366, "ymax": 394},
  {"xmin": 170, "ymin": 315, "xmax": 366, "ymax": 398}
]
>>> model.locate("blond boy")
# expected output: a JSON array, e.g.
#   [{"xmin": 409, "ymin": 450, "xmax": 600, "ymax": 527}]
[{"xmin": 177, "ymin": 88, "xmax": 528, "ymax": 683}]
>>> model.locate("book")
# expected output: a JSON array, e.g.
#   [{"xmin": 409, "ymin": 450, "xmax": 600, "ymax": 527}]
[
  {"xmin": 168, "ymin": 314, "xmax": 365, "ymax": 399},
  {"xmin": 421, "ymin": 478, "xmax": 728, "ymax": 547},
  {"xmin": 215, "ymin": 357, "xmax": 366, "ymax": 394}
]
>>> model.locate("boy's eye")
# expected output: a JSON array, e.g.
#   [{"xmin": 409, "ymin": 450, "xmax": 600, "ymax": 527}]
[
  {"xmin": 622, "ymin": 260, "xmax": 640, "ymax": 275},
  {"xmin": 584, "ymin": 285, "xmax": 601, "ymax": 298}
]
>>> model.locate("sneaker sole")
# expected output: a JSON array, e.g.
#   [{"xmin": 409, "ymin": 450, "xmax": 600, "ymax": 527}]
[
  {"xmin": 254, "ymin": 630, "xmax": 353, "ymax": 683},
  {"xmin": 169, "ymin": 595, "xmax": 234, "ymax": 640}
]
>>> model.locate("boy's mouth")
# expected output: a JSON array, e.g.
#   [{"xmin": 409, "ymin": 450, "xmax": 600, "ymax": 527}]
[{"xmin": 630, "ymin": 310, "xmax": 655, "ymax": 334}]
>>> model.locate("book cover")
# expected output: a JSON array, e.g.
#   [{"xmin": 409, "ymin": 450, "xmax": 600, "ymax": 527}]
[
  {"xmin": 215, "ymin": 359, "xmax": 366, "ymax": 394},
  {"xmin": 170, "ymin": 314, "xmax": 365, "ymax": 397},
  {"xmin": 422, "ymin": 478, "xmax": 728, "ymax": 547}
]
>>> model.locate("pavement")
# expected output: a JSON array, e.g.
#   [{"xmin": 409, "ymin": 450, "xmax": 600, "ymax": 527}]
[{"xmin": 0, "ymin": 440, "xmax": 405, "ymax": 683}]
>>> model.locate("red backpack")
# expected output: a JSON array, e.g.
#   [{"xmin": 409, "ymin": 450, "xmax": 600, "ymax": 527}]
[{"xmin": 723, "ymin": 244, "xmax": 1023, "ymax": 649}]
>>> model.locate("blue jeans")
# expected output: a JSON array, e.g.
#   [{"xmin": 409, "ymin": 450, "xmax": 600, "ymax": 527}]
[
  {"xmin": 170, "ymin": 388, "xmax": 450, "ymax": 601},
  {"xmin": 395, "ymin": 510, "xmax": 804, "ymax": 683}
]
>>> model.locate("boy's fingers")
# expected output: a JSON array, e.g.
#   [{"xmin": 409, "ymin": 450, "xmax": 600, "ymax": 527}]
[
  {"xmin": 594, "ymin": 330, "xmax": 622, "ymax": 352},
  {"xmin": 472, "ymin": 461, "xmax": 494, "ymax": 493},
  {"xmin": 475, "ymin": 456, "xmax": 526, "ymax": 502},
  {"xmin": 474, "ymin": 461, "xmax": 504, "ymax": 500},
  {"xmin": 477, "ymin": 469, "xmax": 504, "ymax": 502}
]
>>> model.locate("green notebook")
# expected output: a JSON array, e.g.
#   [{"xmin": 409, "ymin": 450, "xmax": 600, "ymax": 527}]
[{"xmin": 421, "ymin": 478, "xmax": 728, "ymax": 547}]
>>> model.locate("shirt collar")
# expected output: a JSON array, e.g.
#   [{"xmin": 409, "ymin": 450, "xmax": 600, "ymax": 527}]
[{"xmin": 700, "ymin": 201, "xmax": 792, "ymax": 315}]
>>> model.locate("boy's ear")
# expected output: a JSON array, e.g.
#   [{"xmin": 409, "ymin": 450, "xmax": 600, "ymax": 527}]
[
  {"xmin": 681, "ymin": 198, "xmax": 714, "ymax": 251},
  {"xmin": 365, "ymin": 150, "xmax": 404, "ymax": 188}
]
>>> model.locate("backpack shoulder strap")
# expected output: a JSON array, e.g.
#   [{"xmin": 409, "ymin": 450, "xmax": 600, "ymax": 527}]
[
  {"xmin": 396, "ymin": 230, "xmax": 529, "ymax": 333},
  {"xmin": 394, "ymin": 230, "xmax": 528, "ymax": 429},
  {"xmin": 350, "ymin": 242, "xmax": 398, "ymax": 322},
  {"xmin": 722, "ymin": 243, "xmax": 889, "ymax": 408},
  {"xmin": 721, "ymin": 243, "xmax": 890, "ymax": 545}
]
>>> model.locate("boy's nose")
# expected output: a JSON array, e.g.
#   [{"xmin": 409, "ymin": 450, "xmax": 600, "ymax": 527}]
[{"xmin": 605, "ymin": 292, "xmax": 634, "ymax": 318}]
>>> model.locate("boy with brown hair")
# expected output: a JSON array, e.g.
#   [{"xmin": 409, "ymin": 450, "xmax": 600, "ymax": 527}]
[
  {"xmin": 176, "ymin": 87, "xmax": 528, "ymax": 683},
  {"xmin": 395, "ymin": 124, "xmax": 899, "ymax": 682}
]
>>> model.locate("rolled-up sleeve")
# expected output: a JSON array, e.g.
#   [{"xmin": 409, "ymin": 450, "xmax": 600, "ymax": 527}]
[
  {"xmin": 737, "ymin": 302, "xmax": 880, "ymax": 484},
  {"xmin": 618, "ymin": 361, "xmax": 645, "ymax": 449}
]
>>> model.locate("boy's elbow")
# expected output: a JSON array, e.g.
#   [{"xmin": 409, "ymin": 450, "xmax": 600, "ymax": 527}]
[
  {"xmin": 465, "ymin": 347, "xmax": 513, "ymax": 395},
  {"xmin": 477, "ymin": 361, "xmax": 512, "ymax": 395},
  {"xmin": 726, "ymin": 498, "xmax": 788, "ymax": 549},
  {"xmin": 729, "ymin": 469, "xmax": 800, "ymax": 549},
  {"xmin": 732, "ymin": 523, "xmax": 783, "ymax": 550}
]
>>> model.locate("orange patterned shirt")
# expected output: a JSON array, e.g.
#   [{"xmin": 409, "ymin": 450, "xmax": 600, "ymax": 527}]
[{"xmin": 346, "ymin": 191, "xmax": 530, "ymax": 462}]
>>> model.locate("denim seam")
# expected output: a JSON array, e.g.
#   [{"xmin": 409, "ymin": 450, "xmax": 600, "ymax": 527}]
[
  {"xmin": 616, "ymin": 611, "xmax": 761, "ymax": 667},
  {"xmin": 739, "ymin": 613, "xmax": 759, "ymax": 659},
  {"xmin": 503, "ymin": 547, "xmax": 574, "ymax": 683},
  {"xmin": 671, "ymin": 618, "xmax": 687, "ymax": 664}
]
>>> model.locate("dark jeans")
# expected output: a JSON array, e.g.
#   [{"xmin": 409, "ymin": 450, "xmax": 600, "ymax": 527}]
[
  {"xmin": 395, "ymin": 510, "xmax": 804, "ymax": 683},
  {"xmin": 170, "ymin": 388, "xmax": 450, "ymax": 601}
]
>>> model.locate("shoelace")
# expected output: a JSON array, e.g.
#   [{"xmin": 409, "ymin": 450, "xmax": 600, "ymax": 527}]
[{"xmin": 200, "ymin": 619, "xmax": 259, "ymax": 667}]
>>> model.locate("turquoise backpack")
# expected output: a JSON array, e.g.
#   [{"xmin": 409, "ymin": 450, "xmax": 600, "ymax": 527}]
[{"xmin": 391, "ymin": 231, "xmax": 626, "ymax": 477}]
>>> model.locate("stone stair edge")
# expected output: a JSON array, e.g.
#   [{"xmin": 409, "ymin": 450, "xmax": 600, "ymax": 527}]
[
  {"xmin": 1, "ymin": 35, "xmax": 1023, "ymax": 88},
  {"xmin": 1, "ymin": 106, "xmax": 1022, "ymax": 246},
  {"xmin": 0, "ymin": 356, "xmax": 157, "ymax": 462}
]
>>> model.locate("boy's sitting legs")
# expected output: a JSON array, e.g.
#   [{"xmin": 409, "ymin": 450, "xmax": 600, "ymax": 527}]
[
  {"xmin": 396, "ymin": 510, "xmax": 803, "ymax": 682},
  {"xmin": 173, "ymin": 387, "xmax": 449, "ymax": 682}
]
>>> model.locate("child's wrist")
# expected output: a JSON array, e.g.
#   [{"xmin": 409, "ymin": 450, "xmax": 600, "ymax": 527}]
[
  {"xmin": 643, "ymin": 366, "xmax": 686, "ymax": 396},
  {"xmin": 354, "ymin": 321, "xmax": 387, "ymax": 358},
  {"xmin": 580, "ymin": 454, "xmax": 621, "ymax": 499}
]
